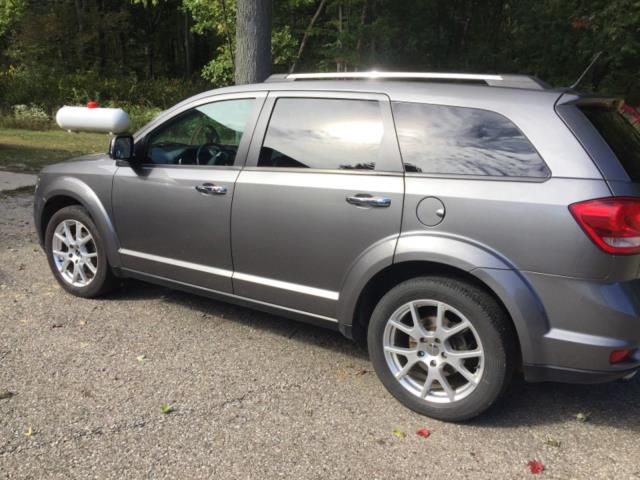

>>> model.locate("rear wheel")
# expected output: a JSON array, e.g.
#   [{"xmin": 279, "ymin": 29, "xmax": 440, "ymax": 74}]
[
  {"xmin": 44, "ymin": 205, "xmax": 115, "ymax": 297},
  {"xmin": 368, "ymin": 276, "xmax": 516, "ymax": 421}
]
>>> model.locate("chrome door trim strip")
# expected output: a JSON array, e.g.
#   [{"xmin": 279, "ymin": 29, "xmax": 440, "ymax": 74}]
[
  {"xmin": 121, "ymin": 267, "xmax": 339, "ymax": 324},
  {"xmin": 119, "ymin": 249, "xmax": 233, "ymax": 278},
  {"xmin": 118, "ymin": 249, "xmax": 340, "ymax": 301},
  {"xmin": 233, "ymin": 272, "xmax": 340, "ymax": 301}
]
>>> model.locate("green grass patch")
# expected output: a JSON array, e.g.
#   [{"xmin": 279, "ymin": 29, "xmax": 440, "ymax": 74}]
[{"xmin": 0, "ymin": 128, "xmax": 109, "ymax": 172}]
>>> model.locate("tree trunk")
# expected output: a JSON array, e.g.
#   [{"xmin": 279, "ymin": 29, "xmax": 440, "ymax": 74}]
[
  {"xmin": 183, "ymin": 10, "xmax": 192, "ymax": 77},
  {"xmin": 235, "ymin": 0, "xmax": 272, "ymax": 85}
]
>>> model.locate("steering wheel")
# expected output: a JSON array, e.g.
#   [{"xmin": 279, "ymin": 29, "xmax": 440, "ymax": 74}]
[
  {"xmin": 190, "ymin": 124, "xmax": 219, "ymax": 145},
  {"xmin": 196, "ymin": 142, "xmax": 229, "ymax": 165}
]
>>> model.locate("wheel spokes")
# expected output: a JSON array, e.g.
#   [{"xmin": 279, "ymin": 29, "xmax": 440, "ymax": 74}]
[
  {"xmin": 441, "ymin": 319, "xmax": 471, "ymax": 340},
  {"xmin": 394, "ymin": 357, "xmax": 419, "ymax": 380},
  {"xmin": 52, "ymin": 219, "xmax": 98, "ymax": 287},
  {"xmin": 384, "ymin": 299, "xmax": 485, "ymax": 404}
]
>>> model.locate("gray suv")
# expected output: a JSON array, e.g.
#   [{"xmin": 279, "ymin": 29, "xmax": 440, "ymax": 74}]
[{"xmin": 34, "ymin": 72, "xmax": 640, "ymax": 421}]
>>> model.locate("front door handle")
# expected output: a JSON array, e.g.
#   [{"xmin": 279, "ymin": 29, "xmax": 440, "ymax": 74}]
[
  {"xmin": 346, "ymin": 194, "xmax": 391, "ymax": 208},
  {"xmin": 195, "ymin": 183, "xmax": 227, "ymax": 195}
]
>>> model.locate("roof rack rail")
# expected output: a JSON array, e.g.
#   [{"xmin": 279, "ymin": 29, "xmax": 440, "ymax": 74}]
[{"xmin": 265, "ymin": 71, "xmax": 549, "ymax": 90}]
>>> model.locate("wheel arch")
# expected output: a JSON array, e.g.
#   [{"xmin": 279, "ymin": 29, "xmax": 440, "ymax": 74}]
[
  {"xmin": 339, "ymin": 235, "xmax": 549, "ymax": 367},
  {"xmin": 37, "ymin": 177, "xmax": 121, "ymax": 268}
]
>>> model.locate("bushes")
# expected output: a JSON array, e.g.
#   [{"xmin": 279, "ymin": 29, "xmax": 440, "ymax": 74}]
[
  {"xmin": 0, "ymin": 104, "xmax": 53, "ymax": 130},
  {"xmin": 0, "ymin": 66, "xmax": 211, "ymax": 132}
]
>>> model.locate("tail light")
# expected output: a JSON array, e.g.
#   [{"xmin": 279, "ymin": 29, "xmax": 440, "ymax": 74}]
[
  {"xmin": 569, "ymin": 197, "xmax": 640, "ymax": 254},
  {"xmin": 610, "ymin": 349, "xmax": 633, "ymax": 364}
]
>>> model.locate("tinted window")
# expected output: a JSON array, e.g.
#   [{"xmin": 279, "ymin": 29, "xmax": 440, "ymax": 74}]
[
  {"xmin": 581, "ymin": 106, "xmax": 640, "ymax": 182},
  {"xmin": 258, "ymin": 98, "xmax": 383, "ymax": 170},
  {"xmin": 392, "ymin": 102, "xmax": 549, "ymax": 177},
  {"xmin": 146, "ymin": 98, "xmax": 254, "ymax": 166}
]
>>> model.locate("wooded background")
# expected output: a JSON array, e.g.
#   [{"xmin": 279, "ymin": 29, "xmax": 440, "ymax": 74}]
[{"xmin": 0, "ymin": 0, "xmax": 638, "ymax": 115}]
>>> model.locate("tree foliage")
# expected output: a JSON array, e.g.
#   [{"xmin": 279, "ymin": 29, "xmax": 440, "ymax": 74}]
[{"xmin": 0, "ymin": 0, "xmax": 638, "ymax": 112}]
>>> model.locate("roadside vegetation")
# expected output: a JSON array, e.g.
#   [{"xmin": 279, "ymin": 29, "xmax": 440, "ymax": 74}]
[
  {"xmin": 1, "ymin": 0, "xmax": 639, "ymax": 172},
  {"xmin": 0, "ymin": 128, "xmax": 107, "ymax": 172}
]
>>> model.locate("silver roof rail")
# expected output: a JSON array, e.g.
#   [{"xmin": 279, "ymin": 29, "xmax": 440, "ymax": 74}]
[{"xmin": 265, "ymin": 71, "xmax": 548, "ymax": 90}]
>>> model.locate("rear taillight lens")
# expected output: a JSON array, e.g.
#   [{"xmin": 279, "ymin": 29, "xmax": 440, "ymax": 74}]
[
  {"xmin": 569, "ymin": 197, "xmax": 640, "ymax": 254},
  {"xmin": 610, "ymin": 349, "xmax": 633, "ymax": 364}
]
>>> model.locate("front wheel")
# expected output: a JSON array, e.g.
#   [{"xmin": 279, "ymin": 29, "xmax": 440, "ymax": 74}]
[
  {"xmin": 368, "ymin": 277, "xmax": 516, "ymax": 421},
  {"xmin": 44, "ymin": 205, "xmax": 115, "ymax": 298}
]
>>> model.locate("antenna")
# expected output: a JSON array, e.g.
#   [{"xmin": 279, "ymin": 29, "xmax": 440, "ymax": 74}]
[{"xmin": 570, "ymin": 51, "xmax": 604, "ymax": 90}]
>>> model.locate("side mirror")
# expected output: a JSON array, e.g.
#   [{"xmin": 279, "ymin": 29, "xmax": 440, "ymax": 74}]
[{"xmin": 109, "ymin": 134, "xmax": 134, "ymax": 161}]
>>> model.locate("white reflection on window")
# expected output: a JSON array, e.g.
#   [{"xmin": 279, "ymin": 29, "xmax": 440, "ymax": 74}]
[
  {"xmin": 260, "ymin": 98, "xmax": 383, "ymax": 170},
  {"xmin": 393, "ymin": 102, "xmax": 549, "ymax": 177}
]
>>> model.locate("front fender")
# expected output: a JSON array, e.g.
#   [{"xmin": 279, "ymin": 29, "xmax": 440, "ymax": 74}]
[{"xmin": 38, "ymin": 175, "xmax": 121, "ymax": 268}]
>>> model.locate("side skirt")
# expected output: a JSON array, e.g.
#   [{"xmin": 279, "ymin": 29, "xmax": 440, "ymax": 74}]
[{"xmin": 120, "ymin": 268, "xmax": 341, "ymax": 332}]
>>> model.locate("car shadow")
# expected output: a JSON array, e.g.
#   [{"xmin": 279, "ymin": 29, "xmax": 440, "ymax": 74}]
[
  {"xmin": 106, "ymin": 280, "xmax": 640, "ymax": 429},
  {"xmin": 106, "ymin": 279, "xmax": 369, "ymax": 360}
]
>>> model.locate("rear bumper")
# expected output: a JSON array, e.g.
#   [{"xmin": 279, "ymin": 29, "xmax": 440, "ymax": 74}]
[
  {"xmin": 521, "ymin": 272, "xmax": 640, "ymax": 379},
  {"xmin": 524, "ymin": 364, "xmax": 638, "ymax": 384}
]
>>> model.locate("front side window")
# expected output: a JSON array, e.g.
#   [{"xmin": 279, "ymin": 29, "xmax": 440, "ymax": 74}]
[
  {"xmin": 392, "ymin": 102, "xmax": 550, "ymax": 177},
  {"xmin": 146, "ymin": 98, "xmax": 255, "ymax": 166},
  {"xmin": 258, "ymin": 98, "xmax": 384, "ymax": 170}
]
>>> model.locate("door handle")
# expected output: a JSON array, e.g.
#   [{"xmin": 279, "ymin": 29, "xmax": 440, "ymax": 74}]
[
  {"xmin": 346, "ymin": 194, "xmax": 391, "ymax": 208},
  {"xmin": 195, "ymin": 183, "xmax": 227, "ymax": 195}
]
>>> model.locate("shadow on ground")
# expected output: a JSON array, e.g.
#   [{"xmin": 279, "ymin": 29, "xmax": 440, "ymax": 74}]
[{"xmin": 105, "ymin": 279, "xmax": 640, "ymax": 431}]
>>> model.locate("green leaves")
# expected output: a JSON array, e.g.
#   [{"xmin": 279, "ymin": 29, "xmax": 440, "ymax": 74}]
[{"xmin": 160, "ymin": 403, "xmax": 174, "ymax": 414}]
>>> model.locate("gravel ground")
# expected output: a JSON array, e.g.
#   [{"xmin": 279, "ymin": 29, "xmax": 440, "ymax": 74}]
[{"xmin": 1, "ymin": 191, "xmax": 639, "ymax": 479}]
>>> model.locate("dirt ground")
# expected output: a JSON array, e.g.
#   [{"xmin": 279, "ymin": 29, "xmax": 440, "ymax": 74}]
[{"xmin": 1, "ymin": 191, "xmax": 639, "ymax": 479}]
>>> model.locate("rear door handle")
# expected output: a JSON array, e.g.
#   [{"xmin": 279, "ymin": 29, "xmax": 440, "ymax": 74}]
[
  {"xmin": 195, "ymin": 183, "xmax": 227, "ymax": 195},
  {"xmin": 346, "ymin": 194, "xmax": 391, "ymax": 208}
]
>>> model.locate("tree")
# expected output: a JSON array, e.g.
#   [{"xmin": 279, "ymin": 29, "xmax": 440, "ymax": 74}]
[{"xmin": 234, "ymin": 0, "xmax": 272, "ymax": 84}]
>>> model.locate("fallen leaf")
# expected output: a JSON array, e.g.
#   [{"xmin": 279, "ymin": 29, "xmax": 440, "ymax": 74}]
[
  {"xmin": 527, "ymin": 460, "xmax": 545, "ymax": 474},
  {"xmin": 0, "ymin": 391, "xmax": 15, "ymax": 400},
  {"xmin": 136, "ymin": 355, "xmax": 146, "ymax": 362},
  {"xmin": 355, "ymin": 369, "xmax": 368, "ymax": 376},
  {"xmin": 392, "ymin": 428, "xmax": 406, "ymax": 438},
  {"xmin": 51, "ymin": 324, "xmax": 64, "ymax": 329},
  {"xmin": 576, "ymin": 412, "xmax": 590, "ymax": 423},
  {"xmin": 416, "ymin": 428, "xmax": 431, "ymax": 438},
  {"xmin": 544, "ymin": 437, "xmax": 561, "ymax": 448},
  {"xmin": 24, "ymin": 426, "xmax": 33, "ymax": 437},
  {"xmin": 160, "ymin": 403, "xmax": 174, "ymax": 414}
]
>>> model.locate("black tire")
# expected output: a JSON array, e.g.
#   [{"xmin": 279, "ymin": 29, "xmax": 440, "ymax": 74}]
[
  {"xmin": 367, "ymin": 276, "xmax": 516, "ymax": 422},
  {"xmin": 44, "ymin": 205, "xmax": 116, "ymax": 298}
]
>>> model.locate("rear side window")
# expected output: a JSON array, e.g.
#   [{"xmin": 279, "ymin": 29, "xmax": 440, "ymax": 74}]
[
  {"xmin": 392, "ymin": 102, "xmax": 550, "ymax": 177},
  {"xmin": 580, "ymin": 106, "xmax": 640, "ymax": 182},
  {"xmin": 258, "ymin": 98, "xmax": 384, "ymax": 170}
]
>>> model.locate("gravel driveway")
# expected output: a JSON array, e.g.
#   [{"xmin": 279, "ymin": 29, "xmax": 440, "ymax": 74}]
[{"xmin": 1, "ymin": 191, "xmax": 639, "ymax": 479}]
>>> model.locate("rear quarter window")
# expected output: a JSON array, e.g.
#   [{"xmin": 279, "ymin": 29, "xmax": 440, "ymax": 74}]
[
  {"xmin": 392, "ymin": 102, "xmax": 550, "ymax": 178},
  {"xmin": 580, "ymin": 105, "xmax": 640, "ymax": 182}
]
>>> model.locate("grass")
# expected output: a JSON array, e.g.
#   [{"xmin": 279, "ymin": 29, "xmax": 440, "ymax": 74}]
[{"xmin": 0, "ymin": 128, "xmax": 109, "ymax": 172}]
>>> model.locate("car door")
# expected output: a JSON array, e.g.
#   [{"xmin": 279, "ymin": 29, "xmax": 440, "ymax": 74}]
[
  {"xmin": 231, "ymin": 91, "xmax": 404, "ymax": 320},
  {"xmin": 113, "ymin": 93, "xmax": 265, "ymax": 292}
]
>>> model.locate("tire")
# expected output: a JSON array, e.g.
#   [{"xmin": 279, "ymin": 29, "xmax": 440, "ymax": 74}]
[
  {"xmin": 44, "ymin": 205, "xmax": 116, "ymax": 298},
  {"xmin": 367, "ymin": 276, "xmax": 516, "ymax": 422}
]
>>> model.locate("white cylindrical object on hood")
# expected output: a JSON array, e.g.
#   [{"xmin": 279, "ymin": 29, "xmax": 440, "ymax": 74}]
[{"xmin": 55, "ymin": 106, "xmax": 130, "ymax": 134}]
